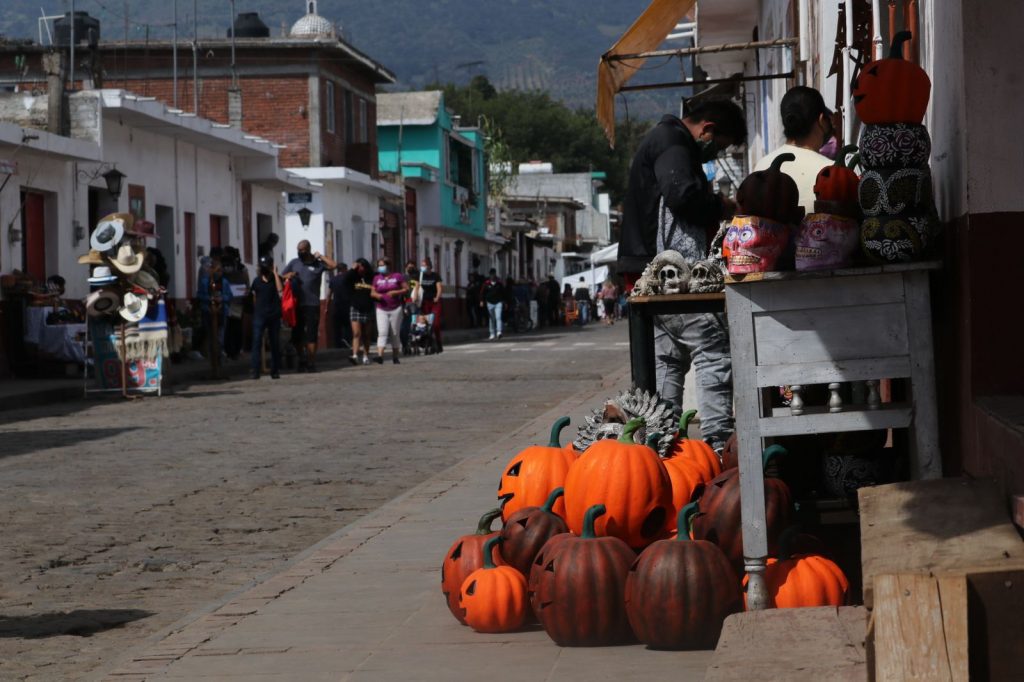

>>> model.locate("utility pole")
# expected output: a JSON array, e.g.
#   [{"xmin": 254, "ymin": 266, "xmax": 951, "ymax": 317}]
[
  {"xmin": 172, "ymin": 0, "xmax": 178, "ymax": 107},
  {"xmin": 69, "ymin": 0, "xmax": 75, "ymax": 89},
  {"xmin": 192, "ymin": 0, "xmax": 198, "ymax": 114}
]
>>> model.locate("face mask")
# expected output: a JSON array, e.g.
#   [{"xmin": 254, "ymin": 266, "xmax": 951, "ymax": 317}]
[
  {"xmin": 377, "ymin": 266, "xmax": 388, "ymax": 274},
  {"xmin": 420, "ymin": 266, "xmax": 427, "ymax": 273},
  {"xmin": 698, "ymin": 136, "xmax": 720, "ymax": 163}
]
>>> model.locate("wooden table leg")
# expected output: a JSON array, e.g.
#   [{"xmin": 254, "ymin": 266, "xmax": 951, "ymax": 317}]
[{"xmin": 629, "ymin": 303, "xmax": 656, "ymax": 392}]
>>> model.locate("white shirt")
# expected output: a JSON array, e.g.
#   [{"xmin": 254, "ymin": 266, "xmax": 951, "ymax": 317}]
[{"xmin": 753, "ymin": 144, "xmax": 832, "ymax": 215}]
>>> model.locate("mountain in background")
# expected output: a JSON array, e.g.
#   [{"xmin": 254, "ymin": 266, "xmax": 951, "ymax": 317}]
[{"xmin": 1, "ymin": 0, "xmax": 683, "ymax": 122}]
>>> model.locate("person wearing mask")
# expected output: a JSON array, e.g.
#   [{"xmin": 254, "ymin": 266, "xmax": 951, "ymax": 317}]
[
  {"xmin": 345, "ymin": 258, "xmax": 374, "ymax": 365},
  {"xmin": 249, "ymin": 254, "xmax": 283, "ymax": 380},
  {"xmin": 480, "ymin": 268, "xmax": 506, "ymax": 340},
  {"xmin": 196, "ymin": 251, "xmax": 232, "ymax": 359},
  {"xmin": 753, "ymin": 86, "xmax": 837, "ymax": 215},
  {"xmin": 281, "ymin": 240, "xmax": 336, "ymax": 373},
  {"xmin": 465, "ymin": 273, "xmax": 482, "ymax": 328},
  {"xmin": 221, "ymin": 247, "xmax": 248, "ymax": 360},
  {"xmin": 371, "ymin": 256, "xmax": 409, "ymax": 364},
  {"xmin": 624, "ymin": 98, "xmax": 747, "ymax": 454},
  {"xmin": 328, "ymin": 263, "xmax": 351, "ymax": 350},
  {"xmin": 573, "ymin": 276, "xmax": 592, "ymax": 326},
  {"xmin": 418, "ymin": 257, "xmax": 444, "ymax": 353}
]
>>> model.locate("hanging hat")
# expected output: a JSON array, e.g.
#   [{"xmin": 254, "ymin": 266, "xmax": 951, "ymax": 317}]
[
  {"xmin": 119, "ymin": 291, "xmax": 149, "ymax": 322},
  {"xmin": 85, "ymin": 288, "xmax": 121, "ymax": 317},
  {"xmin": 109, "ymin": 243, "xmax": 145, "ymax": 274},
  {"xmin": 90, "ymin": 213, "xmax": 133, "ymax": 252},
  {"xmin": 130, "ymin": 269, "xmax": 160, "ymax": 293},
  {"xmin": 126, "ymin": 219, "xmax": 158, "ymax": 239},
  {"xmin": 88, "ymin": 265, "xmax": 119, "ymax": 285},
  {"xmin": 78, "ymin": 249, "xmax": 105, "ymax": 265}
]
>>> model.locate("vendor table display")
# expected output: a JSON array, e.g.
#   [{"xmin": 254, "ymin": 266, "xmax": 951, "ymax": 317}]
[{"xmin": 23, "ymin": 305, "xmax": 86, "ymax": 364}]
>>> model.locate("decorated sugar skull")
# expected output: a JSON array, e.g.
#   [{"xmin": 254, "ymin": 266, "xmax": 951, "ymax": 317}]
[
  {"xmin": 689, "ymin": 259, "xmax": 726, "ymax": 293},
  {"xmin": 724, "ymin": 216, "xmax": 791, "ymax": 274},
  {"xmin": 653, "ymin": 250, "xmax": 690, "ymax": 294},
  {"xmin": 795, "ymin": 213, "xmax": 860, "ymax": 271}
]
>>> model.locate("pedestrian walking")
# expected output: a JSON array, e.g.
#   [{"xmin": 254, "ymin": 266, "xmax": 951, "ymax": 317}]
[
  {"xmin": 481, "ymin": 268, "xmax": 506, "ymax": 340},
  {"xmin": 466, "ymin": 273, "xmax": 482, "ymax": 328},
  {"xmin": 281, "ymin": 239, "xmax": 337, "ymax": 373},
  {"xmin": 249, "ymin": 254, "xmax": 283, "ymax": 379},
  {"xmin": 221, "ymin": 247, "xmax": 248, "ymax": 360},
  {"xmin": 345, "ymin": 258, "xmax": 374, "ymax": 365},
  {"xmin": 600, "ymin": 280, "xmax": 618, "ymax": 325},
  {"xmin": 328, "ymin": 263, "xmax": 351, "ymax": 349},
  {"xmin": 573, "ymin": 277, "xmax": 592, "ymax": 325},
  {"xmin": 417, "ymin": 257, "xmax": 444, "ymax": 353},
  {"xmin": 371, "ymin": 256, "xmax": 409, "ymax": 364},
  {"xmin": 196, "ymin": 250, "xmax": 232, "ymax": 359}
]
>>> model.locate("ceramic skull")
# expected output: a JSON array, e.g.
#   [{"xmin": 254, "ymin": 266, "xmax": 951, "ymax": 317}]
[
  {"xmin": 724, "ymin": 216, "xmax": 792, "ymax": 274},
  {"xmin": 795, "ymin": 213, "xmax": 860, "ymax": 271},
  {"xmin": 689, "ymin": 259, "xmax": 726, "ymax": 293},
  {"xmin": 652, "ymin": 250, "xmax": 690, "ymax": 294}
]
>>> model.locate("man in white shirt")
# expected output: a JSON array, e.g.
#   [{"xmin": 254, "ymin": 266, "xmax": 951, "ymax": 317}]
[{"xmin": 753, "ymin": 87, "xmax": 837, "ymax": 215}]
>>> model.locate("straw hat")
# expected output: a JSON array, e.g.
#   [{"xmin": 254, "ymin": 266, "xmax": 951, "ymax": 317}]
[
  {"xmin": 90, "ymin": 213, "xmax": 133, "ymax": 252},
  {"xmin": 85, "ymin": 288, "xmax": 121, "ymax": 317},
  {"xmin": 77, "ymin": 250, "xmax": 105, "ymax": 265},
  {"xmin": 119, "ymin": 291, "xmax": 149, "ymax": 322},
  {"xmin": 88, "ymin": 265, "xmax": 119, "ymax": 285},
  {"xmin": 109, "ymin": 244, "xmax": 145, "ymax": 274}
]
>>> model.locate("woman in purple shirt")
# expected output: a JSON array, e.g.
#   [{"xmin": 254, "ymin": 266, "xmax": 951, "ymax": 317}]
[{"xmin": 370, "ymin": 256, "xmax": 409, "ymax": 364}]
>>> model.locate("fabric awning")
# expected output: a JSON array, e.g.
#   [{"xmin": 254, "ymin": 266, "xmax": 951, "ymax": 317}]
[{"xmin": 597, "ymin": 0, "xmax": 696, "ymax": 147}]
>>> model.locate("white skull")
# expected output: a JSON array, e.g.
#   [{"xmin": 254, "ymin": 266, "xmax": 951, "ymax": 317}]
[
  {"xmin": 653, "ymin": 251, "xmax": 690, "ymax": 295},
  {"xmin": 689, "ymin": 259, "xmax": 725, "ymax": 293}
]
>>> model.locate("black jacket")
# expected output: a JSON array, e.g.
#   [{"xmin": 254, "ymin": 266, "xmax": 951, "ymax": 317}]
[{"xmin": 618, "ymin": 115, "xmax": 723, "ymax": 273}]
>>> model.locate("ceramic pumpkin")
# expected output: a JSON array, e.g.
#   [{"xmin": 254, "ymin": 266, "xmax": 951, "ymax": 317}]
[
  {"xmin": 499, "ymin": 487, "xmax": 569, "ymax": 576},
  {"xmin": 692, "ymin": 445, "xmax": 793, "ymax": 575},
  {"xmin": 459, "ymin": 536, "xmax": 529, "ymax": 633},
  {"xmin": 859, "ymin": 122, "xmax": 931, "ymax": 169},
  {"xmin": 625, "ymin": 503, "xmax": 742, "ymax": 649},
  {"xmin": 736, "ymin": 153, "xmax": 803, "ymax": 224},
  {"xmin": 663, "ymin": 457, "xmax": 705, "ymax": 534},
  {"xmin": 853, "ymin": 31, "xmax": 931, "ymax": 125},
  {"xmin": 441, "ymin": 508, "xmax": 505, "ymax": 624},
  {"xmin": 497, "ymin": 416, "xmax": 575, "ymax": 522},
  {"xmin": 527, "ymin": 531, "xmax": 573, "ymax": 617},
  {"xmin": 813, "ymin": 145, "xmax": 860, "ymax": 206},
  {"xmin": 667, "ymin": 410, "xmax": 721, "ymax": 482},
  {"xmin": 744, "ymin": 528, "xmax": 850, "ymax": 609},
  {"xmin": 563, "ymin": 418, "xmax": 673, "ymax": 550},
  {"xmin": 533, "ymin": 504, "xmax": 636, "ymax": 646}
]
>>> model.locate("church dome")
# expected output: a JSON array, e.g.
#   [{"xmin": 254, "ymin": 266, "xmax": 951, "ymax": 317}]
[{"xmin": 290, "ymin": 1, "xmax": 335, "ymax": 38}]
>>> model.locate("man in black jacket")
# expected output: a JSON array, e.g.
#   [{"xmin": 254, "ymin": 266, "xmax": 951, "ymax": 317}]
[{"xmin": 619, "ymin": 98, "xmax": 747, "ymax": 453}]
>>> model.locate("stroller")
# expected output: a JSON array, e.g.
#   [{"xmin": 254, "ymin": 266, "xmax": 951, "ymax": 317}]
[{"xmin": 409, "ymin": 312, "xmax": 437, "ymax": 355}]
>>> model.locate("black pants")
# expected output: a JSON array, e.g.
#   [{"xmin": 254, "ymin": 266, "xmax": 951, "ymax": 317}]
[
  {"xmin": 251, "ymin": 315, "xmax": 281, "ymax": 375},
  {"xmin": 332, "ymin": 304, "xmax": 351, "ymax": 348}
]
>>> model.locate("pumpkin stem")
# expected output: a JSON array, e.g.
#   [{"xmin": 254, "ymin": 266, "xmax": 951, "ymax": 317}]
[
  {"xmin": 644, "ymin": 431, "xmax": 663, "ymax": 449},
  {"xmin": 761, "ymin": 444, "xmax": 788, "ymax": 471},
  {"xmin": 777, "ymin": 525, "xmax": 803, "ymax": 560},
  {"xmin": 482, "ymin": 535, "xmax": 504, "ymax": 569},
  {"xmin": 676, "ymin": 501, "xmax": 699, "ymax": 541},
  {"xmin": 541, "ymin": 487, "xmax": 565, "ymax": 513},
  {"xmin": 548, "ymin": 416, "xmax": 571, "ymax": 447},
  {"xmin": 889, "ymin": 30, "xmax": 913, "ymax": 59},
  {"xmin": 678, "ymin": 409, "xmax": 698, "ymax": 436},
  {"xmin": 581, "ymin": 504, "xmax": 607, "ymax": 539},
  {"xmin": 835, "ymin": 144, "xmax": 859, "ymax": 169},
  {"xmin": 475, "ymin": 508, "xmax": 503, "ymax": 535},
  {"xmin": 769, "ymin": 152, "xmax": 796, "ymax": 172},
  {"xmin": 849, "ymin": 153, "xmax": 861, "ymax": 171},
  {"xmin": 617, "ymin": 418, "xmax": 646, "ymax": 443}
]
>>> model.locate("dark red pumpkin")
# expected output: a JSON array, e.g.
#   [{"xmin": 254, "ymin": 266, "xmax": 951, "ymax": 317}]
[
  {"xmin": 743, "ymin": 527, "xmax": 850, "ymax": 609},
  {"xmin": 853, "ymin": 31, "xmax": 931, "ymax": 124},
  {"xmin": 720, "ymin": 433, "xmax": 739, "ymax": 472},
  {"xmin": 736, "ymin": 153, "xmax": 803, "ymax": 224},
  {"xmin": 692, "ymin": 445, "xmax": 793, "ymax": 575},
  {"xmin": 497, "ymin": 416, "xmax": 575, "ymax": 522},
  {"xmin": 500, "ymin": 487, "xmax": 569, "ymax": 576},
  {"xmin": 625, "ymin": 503, "xmax": 742, "ymax": 649},
  {"xmin": 441, "ymin": 508, "xmax": 505, "ymax": 625},
  {"xmin": 459, "ymin": 536, "xmax": 529, "ymax": 633},
  {"xmin": 813, "ymin": 145, "xmax": 860, "ymax": 205},
  {"xmin": 563, "ymin": 418, "xmax": 672, "ymax": 550},
  {"xmin": 534, "ymin": 504, "xmax": 636, "ymax": 646},
  {"xmin": 527, "ymin": 531, "xmax": 573, "ymax": 617}
]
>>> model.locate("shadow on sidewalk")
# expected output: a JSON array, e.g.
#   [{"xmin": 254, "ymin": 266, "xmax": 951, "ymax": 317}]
[
  {"xmin": 0, "ymin": 427, "xmax": 135, "ymax": 459},
  {"xmin": 0, "ymin": 609, "xmax": 152, "ymax": 638}
]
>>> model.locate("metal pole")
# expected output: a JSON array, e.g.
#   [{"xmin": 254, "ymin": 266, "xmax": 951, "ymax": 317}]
[
  {"xmin": 619, "ymin": 71, "xmax": 793, "ymax": 93},
  {"xmin": 192, "ymin": 0, "xmax": 198, "ymax": 114},
  {"xmin": 69, "ymin": 0, "xmax": 75, "ymax": 89},
  {"xmin": 871, "ymin": 0, "xmax": 883, "ymax": 59},
  {"xmin": 173, "ymin": 0, "xmax": 178, "ymax": 107},
  {"xmin": 843, "ymin": 0, "xmax": 855, "ymax": 145},
  {"xmin": 229, "ymin": 0, "xmax": 237, "ymax": 87},
  {"xmin": 605, "ymin": 37, "xmax": 799, "ymax": 62}
]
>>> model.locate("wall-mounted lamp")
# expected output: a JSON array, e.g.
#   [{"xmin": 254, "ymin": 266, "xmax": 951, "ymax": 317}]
[
  {"xmin": 454, "ymin": 238, "xmax": 464, "ymax": 252},
  {"xmin": 8, "ymin": 227, "xmax": 22, "ymax": 244},
  {"xmin": 297, "ymin": 207, "xmax": 312, "ymax": 228},
  {"xmin": 101, "ymin": 168, "xmax": 126, "ymax": 200}
]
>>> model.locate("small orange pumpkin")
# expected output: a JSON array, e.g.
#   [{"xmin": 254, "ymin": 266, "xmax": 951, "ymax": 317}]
[
  {"xmin": 441, "ymin": 508, "xmax": 505, "ymax": 625},
  {"xmin": 666, "ymin": 410, "xmax": 722, "ymax": 482},
  {"xmin": 744, "ymin": 527, "xmax": 850, "ymax": 609},
  {"xmin": 853, "ymin": 31, "xmax": 931, "ymax": 125},
  {"xmin": 498, "ymin": 416, "xmax": 575, "ymax": 522},
  {"xmin": 459, "ymin": 536, "xmax": 528, "ymax": 633},
  {"xmin": 563, "ymin": 418, "xmax": 673, "ymax": 549},
  {"xmin": 813, "ymin": 145, "xmax": 860, "ymax": 205}
]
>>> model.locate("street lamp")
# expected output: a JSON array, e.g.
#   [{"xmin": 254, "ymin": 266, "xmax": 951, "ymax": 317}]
[
  {"xmin": 101, "ymin": 168, "xmax": 126, "ymax": 200},
  {"xmin": 297, "ymin": 206, "xmax": 312, "ymax": 227}
]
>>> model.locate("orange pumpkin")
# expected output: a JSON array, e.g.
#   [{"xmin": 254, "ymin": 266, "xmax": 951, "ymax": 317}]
[
  {"xmin": 563, "ymin": 418, "xmax": 673, "ymax": 550},
  {"xmin": 459, "ymin": 536, "xmax": 529, "ymax": 633},
  {"xmin": 441, "ymin": 508, "xmax": 505, "ymax": 625},
  {"xmin": 498, "ymin": 416, "xmax": 575, "ymax": 522},
  {"xmin": 853, "ymin": 31, "xmax": 931, "ymax": 125},
  {"xmin": 813, "ymin": 145, "xmax": 860, "ymax": 205},
  {"xmin": 663, "ymin": 458, "xmax": 704, "ymax": 534},
  {"xmin": 667, "ymin": 410, "xmax": 721, "ymax": 482},
  {"xmin": 744, "ymin": 528, "xmax": 850, "ymax": 609}
]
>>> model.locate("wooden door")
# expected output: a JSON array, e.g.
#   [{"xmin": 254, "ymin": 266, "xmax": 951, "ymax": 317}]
[
  {"xmin": 21, "ymin": 191, "xmax": 46, "ymax": 282},
  {"xmin": 184, "ymin": 212, "xmax": 195, "ymax": 298}
]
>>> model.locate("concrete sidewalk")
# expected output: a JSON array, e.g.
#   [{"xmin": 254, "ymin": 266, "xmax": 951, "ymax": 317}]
[{"xmin": 97, "ymin": 364, "xmax": 712, "ymax": 681}]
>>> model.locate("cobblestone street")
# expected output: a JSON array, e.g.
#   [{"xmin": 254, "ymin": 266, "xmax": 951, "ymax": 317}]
[{"xmin": 0, "ymin": 324, "xmax": 628, "ymax": 681}]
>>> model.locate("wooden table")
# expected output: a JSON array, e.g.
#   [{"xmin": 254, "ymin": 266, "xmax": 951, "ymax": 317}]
[
  {"xmin": 724, "ymin": 261, "xmax": 942, "ymax": 610},
  {"xmin": 627, "ymin": 292, "xmax": 726, "ymax": 392}
]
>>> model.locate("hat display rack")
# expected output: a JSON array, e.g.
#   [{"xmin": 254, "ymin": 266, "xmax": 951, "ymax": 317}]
[{"xmin": 79, "ymin": 213, "xmax": 166, "ymax": 398}]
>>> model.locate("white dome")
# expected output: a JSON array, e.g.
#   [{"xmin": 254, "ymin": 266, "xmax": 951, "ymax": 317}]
[{"xmin": 290, "ymin": 13, "xmax": 334, "ymax": 37}]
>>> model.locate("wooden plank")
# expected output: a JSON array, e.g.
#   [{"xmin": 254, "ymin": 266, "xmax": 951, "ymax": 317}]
[
  {"xmin": 724, "ymin": 260, "xmax": 941, "ymax": 284},
  {"xmin": 759, "ymin": 406, "xmax": 912, "ymax": 437},
  {"xmin": 966, "ymin": 569, "xmax": 1024, "ymax": 681},
  {"xmin": 871, "ymin": 573, "xmax": 965, "ymax": 682},
  {"xmin": 752, "ymin": 303, "xmax": 909, "ymax": 365},
  {"xmin": 755, "ymin": 357, "xmax": 912, "ymax": 388},
  {"xmin": 629, "ymin": 292, "xmax": 725, "ymax": 305},
  {"xmin": 858, "ymin": 478, "xmax": 1024, "ymax": 609},
  {"xmin": 705, "ymin": 606, "xmax": 867, "ymax": 681},
  {"xmin": 902, "ymin": 270, "xmax": 942, "ymax": 479},
  {"xmin": 747, "ymin": 274, "xmax": 905, "ymax": 313}
]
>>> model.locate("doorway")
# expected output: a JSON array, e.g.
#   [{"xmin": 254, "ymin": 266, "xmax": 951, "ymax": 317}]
[
  {"xmin": 184, "ymin": 212, "xmax": 195, "ymax": 298},
  {"xmin": 20, "ymin": 190, "xmax": 46, "ymax": 282},
  {"xmin": 210, "ymin": 215, "xmax": 228, "ymax": 250},
  {"xmin": 155, "ymin": 204, "xmax": 174, "ymax": 293}
]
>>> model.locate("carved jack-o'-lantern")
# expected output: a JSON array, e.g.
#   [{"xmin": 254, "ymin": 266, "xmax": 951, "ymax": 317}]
[
  {"xmin": 736, "ymin": 153, "xmax": 803, "ymax": 224},
  {"xmin": 497, "ymin": 417, "xmax": 575, "ymax": 522},
  {"xmin": 441, "ymin": 508, "xmax": 505, "ymax": 625},
  {"xmin": 724, "ymin": 215, "xmax": 792, "ymax": 274},
  {"xmin": 813, "ymin": 145, "xmax": 860, "ymax": 206},
  {"xmin": 459, "ymin": 536, "xmax": 529, "ymax": 633},
  {"xmin": 853, "ymin": 31, "xmax": 931, "ymax": 125}
]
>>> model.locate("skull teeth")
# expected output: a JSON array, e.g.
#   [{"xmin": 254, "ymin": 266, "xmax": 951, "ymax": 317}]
[{"xmin": 729, "ymin": 254, "xmax": 761, "ymax": 265}]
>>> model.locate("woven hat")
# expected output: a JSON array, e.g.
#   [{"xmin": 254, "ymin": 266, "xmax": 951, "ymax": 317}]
[
  {"xmin": 130, "ymin": 269, "xmax": 160, "ymax": 293},
  {"xmin": 78, "ymin": 250, "xmax": 105, "ymax": 265},
  {"xmin": 90, "ymin": 213, "xmax": 133, "ymax": 252},
  {"xmin": 85, "ymin": 288, "xmax": 121, "ymax": 317},
  {"xmin": 119, "ymin": 291, "xmax": 149, "ymax": 322},
  {"xmin": 88, "ymin": 265, "xmax": 119, "ymax": 285},
  {"xmin": 109, "ymin": 244, "xmax": 145, "ymax": 274}
]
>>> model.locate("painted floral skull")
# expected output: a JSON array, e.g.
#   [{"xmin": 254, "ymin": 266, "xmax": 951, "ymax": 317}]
[
  {"xmin": 724, "ymin": 216, "xmax": 791, "ymax": 274},
  {"xmin": 795, "ymin": 213, "xmax": 860, "ymax": 271}
]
